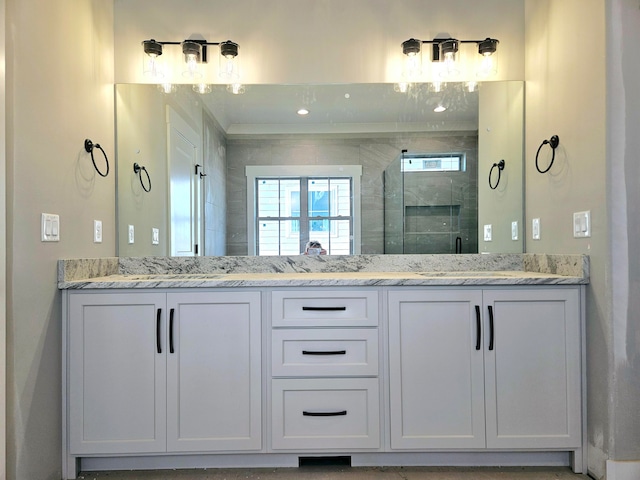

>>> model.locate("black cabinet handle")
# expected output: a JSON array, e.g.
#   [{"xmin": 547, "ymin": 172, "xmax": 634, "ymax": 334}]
[
  {"xmin": 475, "ymin": 305, "xmax": 481, "ymax": 351},
  {"xmin": 302, "ymin": 306, "xmax": 347, "ymax": 311},
  {"xmin": 302, "ymin": 350, "xmax": 347, "ymax": 356},
  {"xmin": 303, "ymin": 410, "xmax": 347, "ymax": 417},
  {"xmin": 156, "ymin": 308, "xmax": 162, "ymax": 354},
  {"xmin": 169, "ymin": 308, "xmax": 175, "ymax": 354},
  {"xmin": 488, "ymin": 305, "xmax": 495, "ymax": 351}
]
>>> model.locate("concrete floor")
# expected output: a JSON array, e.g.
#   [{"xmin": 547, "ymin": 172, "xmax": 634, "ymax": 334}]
[{"xmin": 77, "ymin": 466, "xmax": 593, "ymax": 479}]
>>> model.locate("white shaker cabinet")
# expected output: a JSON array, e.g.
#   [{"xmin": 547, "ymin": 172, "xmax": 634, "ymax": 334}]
[
  {"xmin": 166, "ymin": 292, "xmax": 262, "ymax": 452},
  {"xmin": 66, "ymin": 290, "xmax": 262, "ymax": 456},
  {"xmin": 483, "ymin": 288, "xmax": 581, "ymax": 449},
  {"xmin": 388, "ymin": 289, "xmax": 486, "ymax": 449},
  {"xmin": 68, "ymin": 292, "xmax": 168, "ymax": 455},
  {"xmin": 388, "ymin": 287, "xmax": 582, "ymax": 451}
]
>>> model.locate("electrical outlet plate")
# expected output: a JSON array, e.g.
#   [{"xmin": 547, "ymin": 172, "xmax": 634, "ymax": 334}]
[
  {"xmin": 511, "ymin": 221, "xmax": 519, "ymax": 241},
  {"xmin": 94, "ymin": 220, "xmax": 103, "ymax": 243},
  {"xmin": 532, "ymin": 218, "xmax": 541, "ymax": 240},
  {"xmin": 573, "ymin": 211, "xmax": 591, "ymax": 238},
  {"xmin": 41, "ymin": 213, "xmax": 60, "ymax": 242},
  {"xmin": 483, "ymin": 224, "xmax": 492, "ymax": 241},
  {"xmin": 128, "ymin": 225, "xmax": 135, "ymax": 244},
  {"xmin": 152, "ymin": 228, "xmax": 159, "ymax": 245}
]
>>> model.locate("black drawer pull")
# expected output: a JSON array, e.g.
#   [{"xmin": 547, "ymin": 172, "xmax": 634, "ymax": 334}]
[
  {"xmin": 302, "ymin": 306, "xmax": 347, "ymax": 311},
  {"xmin": 488, "ymin": 305, "xmax": 495, "ymax": 351},
  {"xmin": 302, "ymin": 350, "xmax": 347, "ymax": 356},
  {"xmin": 169, "ymin": 308, "xmax": 175, "ymax": 354},
  {"xmin": 303, "ymin": 410, "xmax": 347, "ymax": 417},
  {"xmin": 156, "ymin": 308, "xmax": 162, "ymax": 354},
  {"xmin": 475, "ymin": 305, "xmax": 481, "ymax": 351}
]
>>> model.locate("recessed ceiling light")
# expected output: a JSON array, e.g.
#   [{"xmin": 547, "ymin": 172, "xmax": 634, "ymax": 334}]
[
  {"xmin": 297, "ymin": 108, "xmax": 309, "ymax": 115},
  {"xmin": 434, "ymin": 104, "xmax": 446, "ymax": 113}
]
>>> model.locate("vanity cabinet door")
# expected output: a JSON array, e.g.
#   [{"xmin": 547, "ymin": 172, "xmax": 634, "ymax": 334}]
[
  {"xmin": 483, "ymin": 287, "xmax": 581, "ymax": 449},
  {"xmin": 166, "ymin": 291, "xmax": 262, "ymax": 452},
  {"xmin": 388, "ymin": 289, "xmax": 486, "ymax": 449},
  {"xmin": 68, "ymin": 292, "xmax": 167, "ymax": 455}
]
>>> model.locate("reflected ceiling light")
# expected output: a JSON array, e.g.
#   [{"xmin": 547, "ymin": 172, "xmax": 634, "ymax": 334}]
[
  {"xmin": 141, "ymin": 36, "xmax": 243, "ymax": 90},
  {"xmin": 400, "ymin": 36, "xmax": 499, "ymax": 81},
  {"xmin": 434, "ymin": 104, "xmax": 447, "ymax": 113},
  {"xmin": 297, "ymin": 108, "xmax": 310, "ymax": 116}
]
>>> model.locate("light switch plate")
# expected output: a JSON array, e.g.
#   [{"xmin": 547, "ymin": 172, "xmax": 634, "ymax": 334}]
[
  {"xmin": 532, "ymin": 218, "xmax": 541, "ymax": 240},
  {"xmin": 152, "ymin": 228, "xmax": 159, "ymax": 245},
  {"xmin": 128, "ymin": 225, "xmax": 135, "ymax": 244},
  {"xmin": 511, "ymin": 221, "xmax": 519, "ymax": 241},
  {"xmin": 93, "ymin": 220, "xmax": 103, "ymax": 243},
  {"xmin": 41, "ymin": 213, "xmax": 60, "ymax": 242},
  {"xmin": 573, "ymin": 211, "xmax": 591, "ymax": 238},
  {"xmin": 483, "ymin": 224, "xmax": 492, "ymax": 241}
]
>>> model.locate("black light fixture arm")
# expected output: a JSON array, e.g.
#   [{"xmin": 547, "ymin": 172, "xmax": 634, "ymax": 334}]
[
  {"xmin": 402, "ymin": 37, "xmax": 498, "ymax": 61},
  {"xmin": 143, "ymin": 38, "xmax": 238, "ymax": 64},
  {"xmin": 535, "ymin": 135, "xmax": 560, "ymax": 174}
]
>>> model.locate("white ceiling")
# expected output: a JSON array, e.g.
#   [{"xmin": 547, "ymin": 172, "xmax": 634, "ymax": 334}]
[{"xmin": 200, "ymin": 82, "xmax": 479, "ymax": 136}]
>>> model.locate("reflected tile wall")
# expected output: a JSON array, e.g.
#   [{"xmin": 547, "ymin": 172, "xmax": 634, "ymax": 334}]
[{"xmin": 226, "ymin": 132, "xmax": 478, "ymax": 255}]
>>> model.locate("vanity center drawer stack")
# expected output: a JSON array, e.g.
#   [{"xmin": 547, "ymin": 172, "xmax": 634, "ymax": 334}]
[{"xmin": 270, "ymin": 289, "xmax": 380, "ymax": 451}]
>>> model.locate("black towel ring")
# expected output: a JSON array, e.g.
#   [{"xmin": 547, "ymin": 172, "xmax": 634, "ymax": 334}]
[
  {"xmin": 535, "ymin": 135, "xmax": 560, "ymax": 174},
  {"xmin": 489, "ymin": 159, "xmax": 505, "ymax": 190},
  {"xmin": 133, "ymin": 163, "xmax": 152, "ymax": 192},
  {"xmin": 84, "ymin": 139, "xmax": 109, "ymax": 177}
]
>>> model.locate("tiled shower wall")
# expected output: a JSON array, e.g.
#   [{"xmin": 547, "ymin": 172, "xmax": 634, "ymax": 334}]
[{"xmin": 226, "ymin": 132, "xmax": 478, "ymax": 255}]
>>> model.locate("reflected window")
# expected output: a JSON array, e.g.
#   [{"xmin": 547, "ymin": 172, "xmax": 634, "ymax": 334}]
[
  {"xmin": 246, "ymin": 165, "xmax": 362, "ymax": 256},
  {"xmin": 256, "ymin": 176, "xmax": 353, "ymax": 255},
  {"xmin": 402, "ymin": 153, "xmax": 466, "ymax": 172}
]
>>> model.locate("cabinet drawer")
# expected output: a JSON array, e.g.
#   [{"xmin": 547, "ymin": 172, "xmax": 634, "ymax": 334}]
[
  {"xmin": 272, "ymin": 329, "xmax": 378, "ymax": 377},
  {"xmin": 271, "ymin": 378, "xmax": 380, "ymax": 450},
  {"xmin": 272, "ymin": 290, "xmax": 378, "ymax": 327}
]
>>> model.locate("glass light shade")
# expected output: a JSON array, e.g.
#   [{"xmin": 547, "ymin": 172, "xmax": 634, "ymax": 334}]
[
  {"xmin": 142, "ymin": 40, "xmax": 165, "ymax": 79},
  {"xmin": 394, "ymin": 82, "xmax": 409, "ymax": 93},
  {"xmin": 227, "ymin": 83, "xmax": 246, "ymax": 95},
  {"xmin": 477, "ymin": 50, "xmax": 499, "ymax": 78},
  {"xmin": 438, "ymin": 39, "xmax": 460, "ymax": 78},
  {"xmin": 182, "ymin": 41, "xmax": 203, "ymax": 80},
  {"xmin": 403, "ymin": 51, "xmax": 422, "ymax": 83},
  {"xmin": 157, "ymin": 83, "xmax": 177, "ymax": 94},
  {"xmin": 193, "ymin": 83, "xmax": 212, "ymax": 94},
  {"xmin": 219, "ymin": 41, "xmax": 240, "ymax": 81}
]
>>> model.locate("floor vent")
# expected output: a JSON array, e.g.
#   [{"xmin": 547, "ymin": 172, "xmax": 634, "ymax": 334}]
[{"xmin": 298, "ymin": 456, "xmax": 352, "ymax": 468}]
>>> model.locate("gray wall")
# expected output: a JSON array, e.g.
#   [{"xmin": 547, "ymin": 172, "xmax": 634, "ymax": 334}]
[
  {"xmin": 226, "ymin": 133, "xmax": 477, "ymax": 255},
  {"xmin": 524, "ymin": 1, "xmax": 612, "ymax": 478},
  {"xmin": 606, "ymin": 0, "xmax": 640, "ymax": 471},
  {"xmin": 6, "ymin": 1, "xmax": 115, "ymax": 478}
]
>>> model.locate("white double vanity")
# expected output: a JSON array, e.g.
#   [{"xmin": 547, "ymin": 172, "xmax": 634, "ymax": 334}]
[{"xmin": 58, "ymin": 254, "xmax": 588, "ymax": 479}]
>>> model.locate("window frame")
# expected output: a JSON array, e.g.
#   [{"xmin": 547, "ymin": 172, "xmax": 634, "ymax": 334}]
[{"xmin": 246, "ymin": 165, "xmax": 362, "ymax": 256}]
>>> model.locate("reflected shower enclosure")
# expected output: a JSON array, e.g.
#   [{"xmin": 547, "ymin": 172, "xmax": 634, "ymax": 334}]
[{"xmin": 384, "ymin": 152, "xmax": 478, "ymax": 254}]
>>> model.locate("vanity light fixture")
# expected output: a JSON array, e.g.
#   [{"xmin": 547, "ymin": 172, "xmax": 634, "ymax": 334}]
[
  {"xmin": 400, "ymin": 36, "xmax": 499, "ymax": 82},
  {"xmin": 142, "ymin": 37, "xmax": 243, "ymax": 92}
]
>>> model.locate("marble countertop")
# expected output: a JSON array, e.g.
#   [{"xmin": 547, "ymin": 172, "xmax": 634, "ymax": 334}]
[{"xmin": 58, "ymin": 254, "xmax": 589, "ymax": 289}]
